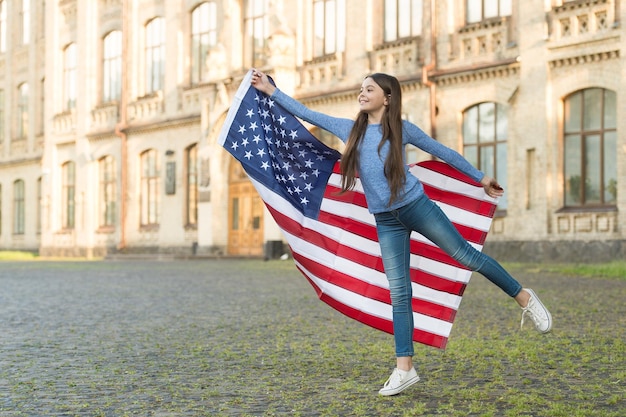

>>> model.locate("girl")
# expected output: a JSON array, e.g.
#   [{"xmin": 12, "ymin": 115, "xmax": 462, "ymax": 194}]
[{"xmin": 250, "ymin": 70, "xmax": 552, "ymax": 396}]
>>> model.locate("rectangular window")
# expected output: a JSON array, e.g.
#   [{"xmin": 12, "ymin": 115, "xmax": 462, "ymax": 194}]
[
  {"xmin": 463, "ymin": 102, "xmax": 508, "ymax": 209},
  {"xmin": 140, "ymin": 150, "xmax": 159, "ymax": 226},
  {"xmin": 384, "ymin": 0, "xmax": 423, "ymax": 42},
  {"xmin": 21, "ymin": 0, "xmax": 30, "ymax": 44},
  {"xmin": 13, "ymin": 180, "xmax": 25, "ymax": 235},
  {"xmin": 0, "ymin": 89, "xmax": 4, "ymax": 142},
  {"xmin": 186, "ymin": 145, "xmax": 198, "ymax": 226},
  {"xmin": 17, "ymin": 84, "xmax": 29, "ymax": 139},
  {"xmin": 64, "ymin": 44, "xmax": 77, "ymax": 110},
  {"xmin": 38, "ymin": 77, "xmax": 44, "ymax": 135},
  {"xmin": 99, "ymin": 156, "xmax": 117, "ymax": 227},
  {"xmin": 146, "ymin": 17, "xmax": 165, "ymax": 94},
  {"xmin": 313, "ymin": 0, "xmax": 345, "ymax": 58},
  {"xmin": 0, "ymin": 1, "xmax": 6, "ymax": 52},
  {"xmin": 36, "ymin": 177, "xmax": 41, "ymax": 234},
  {"xmin": 466, "ymin": 0, "xmax": 511, "ymax": 24},
  {"xmin": 191, "ymin": 2, "xmax": 217, "ymax": 85},
  {"xmin": 244, "ymin": 0, "xmax": 268, "ymax": 68},
  {"xmin": 103, "ymin": 31, "xmax": 122, "ymax": 102},
  {"xmin": 62, "ymin": 162, "xmax": 75, "ymax": 229}
]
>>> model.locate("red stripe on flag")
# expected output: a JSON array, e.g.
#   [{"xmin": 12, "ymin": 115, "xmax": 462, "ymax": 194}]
[
  {"xmin": 423, "ymin": 184, "xmax": 497, "ymax": 219},
  {"xmin": 293, "ymin": 252, "xmax": 459, "ymax": 322},
  {"xmin": 298, "ymin": 264, "xmax": 449, "ymax": 349},
  {"xmin": 271, "ymin": 201, "xmax": 470, "ymax": 297}
]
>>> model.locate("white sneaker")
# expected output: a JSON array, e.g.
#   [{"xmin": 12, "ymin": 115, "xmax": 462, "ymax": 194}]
[
  {"xmin": 378, "ymin": 367, "xmax": 420, "ymax": 396},
  {"xmin": 520, "ymin": 288, "xmax": 552, "ymax": 333}
]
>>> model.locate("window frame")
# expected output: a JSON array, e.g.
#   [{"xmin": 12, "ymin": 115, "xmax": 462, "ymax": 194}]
[
  {"xmin": 62, "ymin": 161, "xmax": 76, "ymax": 230},
  {"xmin": 140, "ymin": 149, "xmax": 160, "ymax": 227},
  {"xmin": 17, "ymin": 83, "xmax": 29, "ymax": 139},
  {"xmin": 13, "ymin": 179, "xmax": 25, "ymax": 235},
  {"xmin": 63, "ymin": 43, "xmax": 77, "ymax": 111},
  {"xmin": 462, "ymin": 101, "xmax": 508, "ymax": 210},
  {"xmin": 0, "ymin": 89, "xmax": 4, "ymax": 142},
  {"xmin": 102, "ymin": 31, "xmax": 122, "ymax": 103},
  {"xmin": 21, "ymin": 0, "xmax": 30, "ymax": 45},
  {"xmin": 312, "ymin": 0, "xmax": 346, "ymax": 58},
  {"xmin": 562, "ymin": 88, "xmax": 617, "ymax": 208},
  {"xmin": 190, "ymin": 2, "xmax": 217, "ymax": 85},
  {"xmin": 99, "ymin": 155, "xmax": 117, "ymax": 228},
  {"xmin": 384, "ymin": 0, "xmax": 423, "ymax": 43},
  {"xmin": 243, "ymin": 0, "xmax": 269, "ymax": 69},
  {"xmin": 145, "ymin": 17, "xmax": 165, "ymax": 94},
  {"xmin": 466, "ymin": 0, "xmax": 512, "ymax": 25},
  {"xmin": 0, "ymin": 0, "xmax": 7, "ymax": 53},
  {"xmin": 185, "ymin": 144, "xmax": 198, "ymax": 227}
]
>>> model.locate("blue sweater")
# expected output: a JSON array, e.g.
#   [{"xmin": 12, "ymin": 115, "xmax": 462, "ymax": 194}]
[{"xmin": 272, "ymin": 89, "xmax": 484, "ymax": 214}]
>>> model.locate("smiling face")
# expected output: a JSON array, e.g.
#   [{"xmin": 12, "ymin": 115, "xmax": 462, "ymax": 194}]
[{"xmin": 358, "ymin": 77, "xmax": 389, "ymax": 122}]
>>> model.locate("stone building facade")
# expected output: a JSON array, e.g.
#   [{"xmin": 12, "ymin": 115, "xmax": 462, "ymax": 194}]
[{"xmin": 0, "ymin": 0, "xmax": 623, "ymax": 262}]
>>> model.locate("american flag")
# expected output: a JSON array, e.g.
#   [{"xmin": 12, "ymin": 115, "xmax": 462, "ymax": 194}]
[{"xmin": 218, "ymin": 70, "xmax": 498, "ymax": 349}]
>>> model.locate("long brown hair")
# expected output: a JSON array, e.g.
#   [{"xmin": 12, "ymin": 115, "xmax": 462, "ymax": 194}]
[{"xmin": 340, "ymin": 73, "xmax": 405, "ymax": 205}]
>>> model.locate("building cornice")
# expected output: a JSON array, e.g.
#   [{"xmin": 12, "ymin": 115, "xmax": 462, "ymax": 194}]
[
  {"xmin": 548, "ymin": 49, "xmax": 619, "ymax": 69},
  {"xmin": 86, "ymin": 115, "xmax": 201, "ymax": 140},
  {"xmin": 431, "ymin": 58, "xmax": 520, "ymax": 86}
]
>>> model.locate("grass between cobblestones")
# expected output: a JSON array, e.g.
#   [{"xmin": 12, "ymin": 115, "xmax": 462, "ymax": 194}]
[{"xmin": 0, "ymin": 259, "xmax": 624, "ymax": 416}]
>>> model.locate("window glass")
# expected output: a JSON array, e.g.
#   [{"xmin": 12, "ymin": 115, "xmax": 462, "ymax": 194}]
[
  {"xmin": 64, "ymin": 43, "xmax": 77, "ymax": 110},
  {"xmin": 103, "ymin": 31, "xmax": 122, "ymax": 102},
  {"xmin": 563, "ymin": 88, "xmax": 617, "ymax": 207},
  {"xmin": 584, "ymin": 134, "xmax": 601, "ymax": 204},
  {"xmin": 463, "ymin": 102, "xmax": 508, "ymax": 209},
  {"xmin": 146, "ymin": 18, "xmax": 165, "ymax": 93},
  {"xmin": 564, "ymin": 134, "xmax": 582, "ymax": 206},
  {"xmin": 191, "ymin": 2, "xmax": 217, "ymax": 84},
  {"xmin": 583, "ymin": 88, "xmax": 601, "ymax": 131},
  {"xmin": 603, "ymin": 131, "xmax": 617, "ymax": 204}
]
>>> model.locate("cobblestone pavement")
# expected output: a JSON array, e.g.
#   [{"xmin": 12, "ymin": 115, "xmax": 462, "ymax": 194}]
[{"xmin": 0, "ymin": 259, "xmax": 624, "ymax": 416}]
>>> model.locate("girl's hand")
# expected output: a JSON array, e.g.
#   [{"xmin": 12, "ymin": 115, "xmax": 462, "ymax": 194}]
[
  {"xmin": 480, "ymin": 175, "xmax": 504, "ymax": 198},
  {"xmin": 250, "ymin": 69, "xmax": 276, "ymax": 96}
]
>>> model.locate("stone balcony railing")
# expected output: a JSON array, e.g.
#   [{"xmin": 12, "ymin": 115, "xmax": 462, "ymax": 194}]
[
  {"xmin": 52, "ymin": 110, "xmax": 76, "ymax": 135},
  {"xmin": 548, "ymin": 0, "xmax": 614, "ymax": 44},
  {"xmin": 181, "ymin": 84, "xmax": 209, "ymax": 115},
  {"xmin": 128, "ymin": 92, "xmax": 164, "ymax": 122},
  {"xmin": 369, "ymin": 37, "xmax": 422, "ymax": 78},
  {"xmin": 454, "ymin": 16, "xmax": 517, "ymax": 64},
  {"xmin": 299, "ymin": 52, "xmax": 346, "ymax": 89},
  {"xmin": 91, "ymin": 102, "xmax": 119, "ymax": 132}
]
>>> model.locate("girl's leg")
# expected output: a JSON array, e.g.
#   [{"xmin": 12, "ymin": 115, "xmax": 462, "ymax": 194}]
[
  {"xmin": 397, "ymin": 195, "xmax": 522, "ymax": 297},
  {"xmin": 374, "ymin": 211, "xmax": 414, "ymax": 360}
]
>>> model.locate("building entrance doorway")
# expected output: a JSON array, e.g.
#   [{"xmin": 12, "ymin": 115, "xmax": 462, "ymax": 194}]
[{"xmin": 227, "ymin": 162, "xmax": 264, "ymax": 256}]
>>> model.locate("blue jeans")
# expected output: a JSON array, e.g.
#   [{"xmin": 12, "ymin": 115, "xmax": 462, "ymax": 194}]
[{"xmin": 374, "ymin": 194, "xmax": 522, "ymax": 357}]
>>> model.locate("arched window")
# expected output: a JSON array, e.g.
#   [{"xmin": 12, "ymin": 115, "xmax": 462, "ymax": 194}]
[
  {"xmin": 140, "ymin": 150, "xmax": 159, "ymax": 226},
  {"xmin": 13, "ymin": 180, "xmax": 25, "ymax": 235},
  {"xmin": 190, "ymin": 2, "xmax": 217, "ymax": 85},
  {"xmin": 103, "ymin": 31, "xmax": 122, "ymax": 102},
  {"xmin": 99, "ymin": 156, "xmax": 117, "ymax": 227},
  {"xmin": 62, "ymin": 161, "xmax": 75, "ymax": 229},
  {"xmin": 145, "ymin": 17, "xmax": 165, "ymax": 93},
  {"xmin": 462, "ymin": 102, "xmax": 508, "ymax": 209},
  {"xmin": 563, "ymin": 88, "xmax": 617, "ymax": 207}
]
